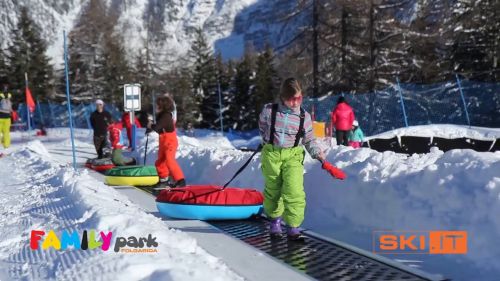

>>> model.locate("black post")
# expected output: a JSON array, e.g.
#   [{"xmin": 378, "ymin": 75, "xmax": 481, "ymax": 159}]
[{"xmin": 143, "ymin": 133, "xmax": 149, "ymax": 166}]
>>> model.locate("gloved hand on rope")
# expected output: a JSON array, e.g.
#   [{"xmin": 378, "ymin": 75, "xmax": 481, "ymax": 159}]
[{"xmin": 321, "ymin": 160, "xmax": 346, "ymax": 180}]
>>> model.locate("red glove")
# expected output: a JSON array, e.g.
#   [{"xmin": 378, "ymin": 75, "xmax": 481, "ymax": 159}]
[{"xmin": 322, "ymin": 161, "xmax": 346, "ymax": 180}]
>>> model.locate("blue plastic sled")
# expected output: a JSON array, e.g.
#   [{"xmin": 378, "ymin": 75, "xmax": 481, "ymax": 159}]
[{"xmin": 156, "ymin": 202, "xmax": 263, "ymax": 220}]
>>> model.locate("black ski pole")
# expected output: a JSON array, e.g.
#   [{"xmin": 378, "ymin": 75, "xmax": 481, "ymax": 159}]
[{"xmin": 143, "ymin": 133, "xmax": 149, "ymax": 166}]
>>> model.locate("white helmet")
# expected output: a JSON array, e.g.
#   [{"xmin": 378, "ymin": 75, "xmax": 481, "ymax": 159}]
[{"xmin": 353, "ymin": 120, "xmax": 359, "ymax": 127}]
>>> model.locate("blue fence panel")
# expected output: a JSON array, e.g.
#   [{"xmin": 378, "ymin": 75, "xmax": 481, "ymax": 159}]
[
  {"xmin": 303, "ymin": 80, "xmax": 500, "ymax": 136},
  {"xmin": 460, "ymin": 81, "xmax": 500, "ymax": 127},
  {"xmin": 12, "ymin": 80, "xmax": 500, "ymax": 136},
  {"xmin": 17, "ymin": 103, "xmax": 122, "ymax": 129}
]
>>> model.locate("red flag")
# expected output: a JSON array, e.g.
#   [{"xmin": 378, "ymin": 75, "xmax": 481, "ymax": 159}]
[{"xmin": 25, "ymin": 87, "xmax": 36, "ymax": 113}]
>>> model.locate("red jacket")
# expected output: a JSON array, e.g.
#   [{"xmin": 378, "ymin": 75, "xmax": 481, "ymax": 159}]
[
  {"xmin": 331, "ymin": 102, "xmax": 355, "ymax": 131},
  {"xmin": 122, "ymin": 112, "xmax": 141, "ymax": 129},
  {"xmin": 11, "ymin": 111, "xmax": 19, "ymax": 122},
  {"xmin": 108, "ymin": 122, "xmax": 125, "ymax": 149}
]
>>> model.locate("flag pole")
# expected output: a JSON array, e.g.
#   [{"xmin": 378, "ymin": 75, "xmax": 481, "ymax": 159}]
[
  {"xmin": 24, "ymin": 72, "xmax": 31, "ymax": 132},
  {"xmin": 63, "ymin": 30, "xmax": 77, "ymax": 170}
]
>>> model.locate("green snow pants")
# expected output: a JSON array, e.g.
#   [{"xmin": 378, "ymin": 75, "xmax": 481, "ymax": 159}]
[
  {"xmin": 261, "ymin": 144, "xmax": 305, "ymax": 227},
  {"xmin": 0, "ymin": 118, "xmax": 11, "ymax": 148},
  {"xmin": 111, "ymin": 148, "xmax": 135, "ymax": 166}
]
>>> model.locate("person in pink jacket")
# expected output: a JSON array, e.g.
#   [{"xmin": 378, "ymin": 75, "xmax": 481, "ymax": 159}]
[{"xmin": 330, "ymin": 96, "xmax": 355, "ymax": 146}]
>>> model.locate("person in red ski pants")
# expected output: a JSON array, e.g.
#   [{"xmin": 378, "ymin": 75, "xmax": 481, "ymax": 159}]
[{"xmin": 147, "ymin": 94, "xmax": 186, "ymax": 190}]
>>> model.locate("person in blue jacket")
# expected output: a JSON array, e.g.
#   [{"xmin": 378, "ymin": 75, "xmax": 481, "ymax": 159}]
[{"xmin": 348, "ymin": 120, "xmax": 364, "ymax": 148}]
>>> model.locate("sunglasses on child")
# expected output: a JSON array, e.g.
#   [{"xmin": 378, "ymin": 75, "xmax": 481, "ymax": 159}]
[{"xmin": 285, "ymin": 95, "xmax": 303, "ymax": 103}]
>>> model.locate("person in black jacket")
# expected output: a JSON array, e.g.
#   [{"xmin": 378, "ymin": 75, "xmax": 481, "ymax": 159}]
[{"xmin": 90, "ymin": 99, "xmax": 112, "ymax": 158}]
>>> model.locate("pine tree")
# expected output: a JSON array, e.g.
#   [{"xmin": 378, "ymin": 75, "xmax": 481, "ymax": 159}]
[
  {"xmin": 406, "ymin": 1, "xmax": 448, "ymax": 83},
  {"xmin": 231, "ymin": 49, "xmax": 255, "ymax": 130},
  {"xmin": 7, "ymin": 6, "xmax": 54, "ymax": 102},
  {"xmin": 214, "ymin": 53, "xmax": 235, "ymax": 131},
  {"xmin": 253, "ymin": 45, "xmax": 279, "ymax": 127},
  {"xmin": 165, "ymin": 68, "xmax": 199, "ymax": 129},
  {"xmin": 494, "ymin": 4, "xmax": 500, "ymax": 81},
  {"xmin": 95, "ymin": 31, "xmax": 131, "ymax": 105},
  {"xmin": 133, "ymin": 40, "xmax": 156, "ymax": 108},
  {"xmin": 0, "ymin": 49, "xmax": 8, "ymax": 88},
  {"xmin": 372, "ymin": 0, "xmax": 413, "ymax": 86},
  {"xmin": 189, "ymin": 28, "xmax": 218, "ymax": 128},
  {"xmin": 279, "ymin": 0, "xmax": 454, "ymax": 93},
  {"xmin": 223, "ymin": 59, "xmax": 238, "ymax": 130},
  {"xmin": 67, "ymin": 0, "xmax": 130, "ymax": 103},
  {"xmin": 65, "ymin": 34, "xmax": 93, "ymax": 100},
  {"xmin": 446, "ymin": 0, "xmax": 500, "ymax": 81},
  {"xmin": 67, "ymin": 0, "xmax": 108, "ymax": 101}
]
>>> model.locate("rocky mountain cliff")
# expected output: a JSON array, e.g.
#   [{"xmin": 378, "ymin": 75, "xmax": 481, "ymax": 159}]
[{"xmin": 0, "ymin": 0, "xmax": 307, "ymax": 67}]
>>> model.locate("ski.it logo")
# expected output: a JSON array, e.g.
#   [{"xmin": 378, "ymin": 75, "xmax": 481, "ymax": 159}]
[
  {"xmin": 373, "ymin": 230, "xmax": 467, "ymax": 254},
  {"xmin": 30, "ymin": 230, "xmax": 159, "ymax": 253}
]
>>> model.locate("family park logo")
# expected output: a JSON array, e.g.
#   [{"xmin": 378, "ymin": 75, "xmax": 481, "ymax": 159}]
[
  {"xmin": 373, "ymin": 230, "xmax": 467, "ymax": 255},
  {"xmin": 30, "ymin": 230, "xmax": 159, "ymax": 253}
]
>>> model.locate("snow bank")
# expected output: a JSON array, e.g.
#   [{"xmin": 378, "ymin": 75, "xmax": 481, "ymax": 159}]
[
  {"xmin": 0, "ymin": 141, "xmax": 241, "ymax": 281},
  {"xmin": 137, "ymin": 133, "xmax": 260, "ymax": 188},
  {"xmin": 230, "ymin": 135, "xmax": 261, "ymax": 150},
  {"xmin": 25, "ymin": 140, "xmax": 52, "ymax": 159},
  {"xmin": 319, "ymin": 146, "xmax": 500, "ymax": 280},
  {"xmin": 137, "ymin": 131, "xmax": 500, "ymax": 281},
  {"xmin": 367, "ymin": 124, "xmax": 500, "ymax": 140}
]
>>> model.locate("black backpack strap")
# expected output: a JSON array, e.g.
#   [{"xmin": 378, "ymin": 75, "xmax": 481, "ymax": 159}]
[
  {"xmin": 294, "ymin": 107, "xmax": 305, "ymax": 147},
  {"xmin": 269, "ymin": 103, "xmax": 279, "ymax": 145}
]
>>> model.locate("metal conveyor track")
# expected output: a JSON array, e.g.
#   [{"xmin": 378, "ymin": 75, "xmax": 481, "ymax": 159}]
[
  {"xmin": 136, "ymin": 186, "xmax": 443, "ymax": 281},
  {"xmin": 208, "ymin": 218, "xmax": 440, "ymax": 281}
]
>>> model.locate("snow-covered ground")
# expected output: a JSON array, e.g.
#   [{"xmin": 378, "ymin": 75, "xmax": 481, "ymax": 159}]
[
  {"xmin": 0, "ymin": 133, "xmax": 241, "ymax": 281},
  {"xmin": 1, "ymin": 124, "xmax": 500, "ymax": 281}
]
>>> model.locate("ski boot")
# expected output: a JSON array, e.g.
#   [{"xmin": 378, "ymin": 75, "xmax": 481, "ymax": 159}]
[
  {"xmin": 269, "ymin": 217, "xmax": 283, "ymax": 238},
  {"xmin": 173, "ymin": 178, "xmax": 186, "ymax": 188},
  {"xmin": 287, "ymin": 227, "xmax": 305, "ymax": 242},
  {"xmin": 152, "ymin": 178, "xmax": 174, "ymax": 196}
]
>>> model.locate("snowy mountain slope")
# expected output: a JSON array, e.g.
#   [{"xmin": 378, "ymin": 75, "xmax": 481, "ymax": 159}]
[
  {"xmin": 0, "ymin": 0, "xmax": 305, "ymax": 65},
  {"xmin": 113, "ymin": 0, "xmax": 255, "ymax": 63},
  {"xmin": 0, "ymin": 0, "xmax": 83, "ymax": 63},
  {"xmin": 213, "ymin": 0, "xmax": 310, "ymax": 59}
]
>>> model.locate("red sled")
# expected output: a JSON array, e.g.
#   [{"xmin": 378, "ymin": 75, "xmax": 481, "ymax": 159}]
[
  {"xmin": 156, "ymin": 185, "xmax": 263, "ymax": 220},
  {"xmin": 85, "ymin": 158, "xmax": 115, "ymax": 172},
  {"xmin": 91, "ymin": 164, "xmax": 115, "ymax": 172}
]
